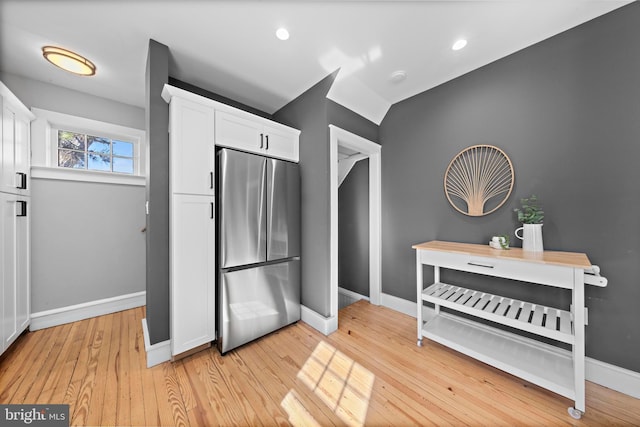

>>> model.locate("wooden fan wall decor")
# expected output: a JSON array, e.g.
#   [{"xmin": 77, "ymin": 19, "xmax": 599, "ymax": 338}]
[{"xmin": 444, "ymin": 145, "xmax": 514, "ymax": 216}]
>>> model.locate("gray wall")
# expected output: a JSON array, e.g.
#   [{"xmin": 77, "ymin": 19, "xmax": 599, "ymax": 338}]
[
  {"xmin": 0, "ymin": 73, "xmax": 146, "ymax": 313},
  {"xmin": 274, "ymin": 73, "xmax": 379, "ymax": 317},
  {"xmin": 339, "ymin": 159, "xmax": 369, "ymax": 297},
  {"xmin": 145, "ymin": 40, "xmax": 170, "ymax": 345},
  {"xmin": 30, "ymin": 180, "xmax": 146, "ymax": 311},
  {"xmin": 0, "ymin": 72, "xmax": 144, "ymax": 128},
  {"xmin": 379, "ymin": 3, "xmax": 640, "ymax": 372},
  {"xmin": 274, "ymin": 73, "xmax": 335, "ymax": 316}
]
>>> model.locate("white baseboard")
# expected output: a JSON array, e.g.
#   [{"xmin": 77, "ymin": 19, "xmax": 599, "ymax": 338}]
[
  {"xmin": 142, "ymin": 318, "xmax": 171, "ymax": 368},
  {"xmin": 30, "ymin": 291, "xmax": 146, "ymax": 331},
  {"xmin": 338, "ymin": 286, "xmax": 370, "ymax": 301},
  {"xmin": 301, "ymin": 305, "xmax": 337, "ymax": 335},
  {"xmin": 381, "ymin": 293, "xmax": 640, "ymax": 399},
  {"xmin": 586, "ymin": 356, "xmax": 640, "ymax": 399},
  {"xmin": 380, "ymin": 292, "xmax": 416, "ymax": 317}
]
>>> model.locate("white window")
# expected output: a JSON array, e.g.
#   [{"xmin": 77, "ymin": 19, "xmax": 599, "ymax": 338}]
[
  {"xmin": 30, "ymin": 108, "xmax": 146, "ymax": 186},
  {"xmin": 57, "ymin": 129, "xmax": 136, "ymax": 174}
]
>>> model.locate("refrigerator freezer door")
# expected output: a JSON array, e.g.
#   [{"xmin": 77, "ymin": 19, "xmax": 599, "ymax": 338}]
[
  {"xmin": 266, "ymin": 158, "xmax": 300, "ymax": 261},
  {"xmin": 219, "ymin": 149, "xmax": 267, "ymax": 269},
  {"xmin": 218, "ymin": 260, "xmax": 300, "ymax": 353}
]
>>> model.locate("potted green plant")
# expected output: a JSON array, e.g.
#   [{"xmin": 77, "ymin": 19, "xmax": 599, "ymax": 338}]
[
  {"xmin": 514, "ymin": 194, "xmax": 544, "ymax": 224},
  {"xmin": 514, "ymin": 195, "xmax": 544, "ymax": 252}
]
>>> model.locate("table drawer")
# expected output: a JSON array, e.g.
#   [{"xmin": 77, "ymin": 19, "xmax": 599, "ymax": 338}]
[{"xmin": 420, "ymin": 249, "xmax": 575, "ymax": 288}]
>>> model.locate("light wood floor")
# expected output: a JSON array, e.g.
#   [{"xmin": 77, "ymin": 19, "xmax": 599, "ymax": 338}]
[{"xmin": 1, "ymin": 300, "xmax": 639, "ymax": 426}]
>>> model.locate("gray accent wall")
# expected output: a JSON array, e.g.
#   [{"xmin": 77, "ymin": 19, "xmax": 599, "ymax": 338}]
[
  {"xmin": 0, "ymin": 73, "xmax": 146, "ymax": 313},
  {"xmin": 379, "ymin": 3, "xmax": 640, "ymax": 372},
  {"xmin": 339, "ymin": 159, "xmax": 369, "ymax": 297},
  {"xmin": 145, "ymin": 40, "xmax": 170, "ymax": 345},
  {"xmin": 274, "ymin": 72, "xmax": 379, "ymax": 317}
]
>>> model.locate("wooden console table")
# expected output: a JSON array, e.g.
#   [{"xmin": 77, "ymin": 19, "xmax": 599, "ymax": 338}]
[{"xmin": 413, "ymin": 240, "xmax": 607, "ymax": 419}]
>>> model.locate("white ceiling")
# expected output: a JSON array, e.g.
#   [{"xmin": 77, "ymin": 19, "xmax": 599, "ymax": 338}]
[{"xmin": 0, "ymin": 1, "xmax": 632, "ymax": 124}]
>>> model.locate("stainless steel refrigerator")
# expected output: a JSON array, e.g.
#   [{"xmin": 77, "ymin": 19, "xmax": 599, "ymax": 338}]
[{"xmin": 216, "ymin": 148, "xmax": 301, "ymax": 353}]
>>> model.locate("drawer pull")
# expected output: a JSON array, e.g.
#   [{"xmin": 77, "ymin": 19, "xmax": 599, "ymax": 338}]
[{"xmin": 467, "ymin": 262, "xmax": 494, "ymax": 269}]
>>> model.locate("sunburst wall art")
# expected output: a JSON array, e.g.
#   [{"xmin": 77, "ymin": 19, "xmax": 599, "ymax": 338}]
[{"xmin": 444, "ymin": 144, "xmax": 514, "ymax": 216}]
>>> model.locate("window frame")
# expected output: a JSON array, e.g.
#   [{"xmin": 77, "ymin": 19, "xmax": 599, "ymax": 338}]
[
  {"xmin": 30, "ymin": 108, "xmax": 146, "ymax": 186},
  {"xmin": 56, "ymin": 129, "xmax": 137, "ymax": 175}
]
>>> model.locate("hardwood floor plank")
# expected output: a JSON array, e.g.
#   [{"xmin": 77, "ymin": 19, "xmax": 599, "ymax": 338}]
[
  {"xmin": 0, "ymin": 302, "xmax": 638, "ymax": 426},
  {"xmin": 129, "ymin": 308, "xmax": 149, "ymax": 426},
  {"xmin": 101, "ymin": 311, "xmax": 121, "ymax": 426},
  {"xmin": 70, "ymin": 314, "xmax": 107, "ymax": 426},
  {"xmin": 116, "ymin": 311, "xmax": 133, "ymax": 426}
]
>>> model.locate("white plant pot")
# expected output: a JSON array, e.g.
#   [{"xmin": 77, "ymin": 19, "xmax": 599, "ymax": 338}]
[{"xmin": 515, "ymin": 223, "xmax": 544, "ymax": 252}]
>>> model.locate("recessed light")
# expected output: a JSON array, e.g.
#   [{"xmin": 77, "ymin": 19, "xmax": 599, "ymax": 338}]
[
  {"xmin": 42, "ymin": 46, "xmax": 96, "ymax": 76},
  {"xmin": 390, "ymin": 70, "xmax": 407, "ymax": 83},
  {"xmin": 452, "ymin": 39, "xmax": 468, "ymax": 51},
  {"xmin": 276, "ymin": 28, "xmax": 290, "ymax": 41}
]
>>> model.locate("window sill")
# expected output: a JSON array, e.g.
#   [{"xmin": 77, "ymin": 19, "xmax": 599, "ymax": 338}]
[{"xmin": 31, "ymin": 166, "xmax": 145, "ymax": 187}]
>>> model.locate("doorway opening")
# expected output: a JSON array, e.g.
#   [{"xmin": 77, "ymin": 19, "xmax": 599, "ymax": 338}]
[{"xmin": 329, "ymin": 125, "xmax": 381, "ymax": 326}]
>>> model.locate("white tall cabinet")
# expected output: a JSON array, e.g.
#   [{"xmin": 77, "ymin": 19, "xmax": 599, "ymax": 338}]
[
  {"xmin": 162, "ymin": 84, "xmax": 300, "ymax": 357},
  {"xmin": 164, "ymin": 90, "xmax": 216, "ymax": 356},
  {"xmin": 1, "ymin": 82, "xmax": 34, "ymax": 356}
]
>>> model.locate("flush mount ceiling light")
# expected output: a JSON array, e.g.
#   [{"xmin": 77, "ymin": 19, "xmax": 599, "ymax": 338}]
[
  {"xmin": 42, "ymin": 46, "xmax": 96, "ymax": 76},
  {"xmin": 275, "ymin": 27, "xmax": 290, "ymax": 41},
  {"xmin": 452, "ymin": 39, "xmax": 468, "ymax": 51}
]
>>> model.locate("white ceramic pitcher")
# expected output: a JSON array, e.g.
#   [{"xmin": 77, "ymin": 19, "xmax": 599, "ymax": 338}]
[{"xmin": 515, "ymin": 223, "xmax": 544, "ymax": 252}]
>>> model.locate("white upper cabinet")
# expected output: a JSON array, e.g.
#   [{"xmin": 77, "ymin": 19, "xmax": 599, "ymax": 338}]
[
  {"xmin": 1, "ymin": 82, "xmax": 34, "ymax": 196},
  {"xmin": 162, "ymin": 84, "xmax": 300, "ymax": 163},
  {"xmin": 168, "ymin": 96, "xmax": 215, "ymax": 195},
  {"xmin": 215, "ymin": 110, "xmax": 299, "ymax": 162}
]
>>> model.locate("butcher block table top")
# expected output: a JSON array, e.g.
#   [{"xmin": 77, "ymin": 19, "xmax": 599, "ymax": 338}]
[{"xmin": 412, "ymin": 240, "xmax": 591, "ymax": 269}]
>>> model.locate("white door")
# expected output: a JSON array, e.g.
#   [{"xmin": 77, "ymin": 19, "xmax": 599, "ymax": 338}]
[
  {"xmin": 170, "ymin": 98, "xmax": 215, "ymax": 195},
  {"xmin": 2, "ymin": 105, "xmax": 15, "ymax": 194},
  {"xmin": 171, "ymin": 194, "xmax": 215, "ymax": 355},
  {"xmin": 1, "ymin": 194, "xmax": 17, "ymax": 350},
  {"xmin": 15, "ymin": 197, "xmax": 29, "ymax": 333},
  {"xmin": 215, "ymin": 110, "xmax": 262, "ymax": 154},
  {"xmin": 263, "ymin": 124, "xmax": 299, "ymax": 162}
]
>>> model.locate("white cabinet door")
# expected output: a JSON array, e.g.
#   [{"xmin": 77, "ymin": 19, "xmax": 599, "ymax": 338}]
[
  {"xmin": 170, "ymin": 194, "xmax": 216, "ymax": 356},
  {"xmin": 15, "ymin": 197, "xmax": 29, "ymax": 334},
  {"xmin": 215, "ymin": 110, "xmax": 300, "ymax": 162},
  {"xmin": 1, "ymin": 194, "xmax": 17, "ymax": 352},
  {"xmin": 262, "ymin": 123, "xmax": 299, "ymax": 162},
  {"xmin": 215, "ymin": 110, "xmax": 262, "ymax": 153},
  {"xmin": 1, "ymin": 193, "xmax": 29, "ymax": 355},
  {"xmin": 14, "ymin": 116, "xmax": 30, "ymax": 196},
  {"xmin": 1, "ymin": 104, "xmax": 15, "ymax": 194},
  {"xmin": 169, "ymin": 98, "xmax": 215, "ymax": 195}
]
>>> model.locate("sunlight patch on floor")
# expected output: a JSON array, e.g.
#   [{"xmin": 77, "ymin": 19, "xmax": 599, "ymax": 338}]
[
  {"xmin": 281, "ymin": 390, "xmax": 322, "ymax": 427},
  {"xmin": 292, "ymin": 340, "xmax": 374, "ymax": 427}
]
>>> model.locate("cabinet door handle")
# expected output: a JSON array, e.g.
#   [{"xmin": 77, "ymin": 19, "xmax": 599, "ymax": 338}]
[
  {"xmin": 16, "ymin": 172, "xmax": 27, "ymax": 190},
  {"xmin": 210, "ymin": 202, "xmax": 214, "ymax": 219},
  {"xmin": 467, "ymin": 262, "xmax": 494, "ymax": 269},
  {"xmin": 265, "ymin": 135, "xmax": 269, "ymax": 150},
  {"xmin": 210, "ymin": 172, "xmax": 214, "ymax": 189},
  {"xmin": 17, "ymin": 200, "xmax": 27, "ymax": 217},
  {"xmin": 260, "ymin": 133, "xmax": 264, "ymax": 149}
]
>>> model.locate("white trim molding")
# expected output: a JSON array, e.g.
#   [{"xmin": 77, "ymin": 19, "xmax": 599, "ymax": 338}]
[
  {"xmin": 381, "ymin": 293, "xmax": 640, "ymax": 399},
  {"xmin": 329, "ymin": 125, "xmax": 382, "ymax": 328},
  {"xmin": 142, "ymin": 318, "xmax": 171, "ymax": 368},
  {"xmin": 586, "ymin": 357, "xmax": 640, "ymax": 399},
  {"xmin": 338, "ymin": 287, "xmax": 370, "ymax": 302},
  {"xmin": 30, "ymin": 291, "xmax": 145, "ymax": 331},
  {"xmin": 301, "ymin": 305, "xmax": 337, "ymax": 336},
  {"xmin": 31, "ymin": 165, "xmax": 145, "ymax": 186},
  {"xmin": 30, "ymin": 107, "xmax": 146, "ymax": 182}
]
